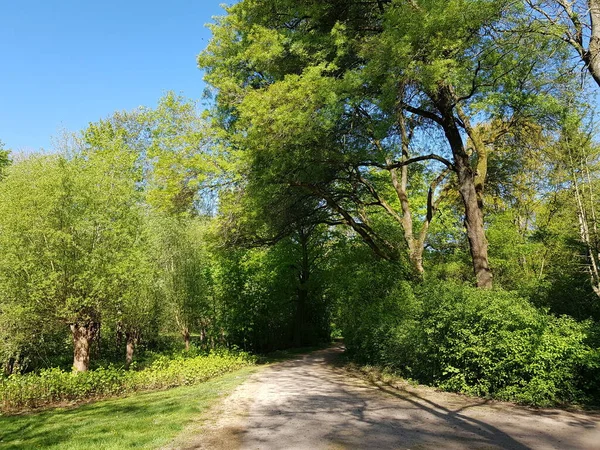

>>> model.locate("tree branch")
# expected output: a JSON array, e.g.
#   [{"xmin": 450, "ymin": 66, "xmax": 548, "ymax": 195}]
[{"xmin": 401, "ymin": 103, "xmax": 444, "ymax": 125}]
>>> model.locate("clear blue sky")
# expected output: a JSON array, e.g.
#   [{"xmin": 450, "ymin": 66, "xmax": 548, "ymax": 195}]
[{"xmin": 0, "ymin": 0, "xmax": 228, "ymax": 152}]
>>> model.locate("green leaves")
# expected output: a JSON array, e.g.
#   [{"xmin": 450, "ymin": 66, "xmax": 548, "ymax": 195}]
[
  {"xmin": 0, "ymin": 351, "xmax": 255, "ymax": 411},
  {"xmin": 0, "ymin": 140, "xmax": 10, "ymax": 180},
  {"xmin": 0, "ymin": 138, "xmax": 148, "ymax": 365}
]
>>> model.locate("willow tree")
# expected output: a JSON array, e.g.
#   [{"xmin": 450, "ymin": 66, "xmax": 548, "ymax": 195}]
[
  {"xmin": 199, "ymin": 0, "xmax": 567, "ymax": 287},
  {"xmin": 0, "ymin": 147, "xmax": 146, "ymax": 372}
]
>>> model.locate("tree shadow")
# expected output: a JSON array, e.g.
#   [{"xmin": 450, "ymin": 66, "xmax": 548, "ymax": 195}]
[{"xmin": 239, "ymin": 347, "xmax": 598, "ymax": 449}]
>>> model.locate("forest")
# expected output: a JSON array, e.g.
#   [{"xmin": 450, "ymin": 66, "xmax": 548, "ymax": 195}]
[{"xmin": 2, "ymin": 0, "xmax": 600, "ymax": 410}]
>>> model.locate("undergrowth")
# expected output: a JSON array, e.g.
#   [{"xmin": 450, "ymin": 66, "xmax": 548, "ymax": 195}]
[{"xmin": 0, "ymin": 349, "xmax": 256, "ymax": 412}]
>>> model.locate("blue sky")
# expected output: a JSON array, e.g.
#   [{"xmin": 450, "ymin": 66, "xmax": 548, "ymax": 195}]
[{"xmin": 0, "ymin": 0, "xmax": 228, "ymax": 152}]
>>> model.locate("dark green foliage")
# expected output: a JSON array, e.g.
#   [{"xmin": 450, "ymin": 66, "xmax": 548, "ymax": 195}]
[
  {"xmin": 338, "ymin": 278, "xmax": 599, "ymax": 406},
  {"xmin": 213, "ymin": 234, "xmax": 331, "ymax": 353}
]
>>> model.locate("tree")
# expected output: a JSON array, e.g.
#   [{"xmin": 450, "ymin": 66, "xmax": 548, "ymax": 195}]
[
  {"xmin": 548, "ymin": 109, "xmax": 600, "ymax": 297},
  {"xmin": 525, "ymin": 0, "xmax": 600, "ymax": 88},
  {"xmin": 82, "ymin": 92, "xmax": 214, "ymax": 215},
  {"xmin": 78, "ymin": 95, "xmax": 219, "ymax": 357},
  {"xmin": 0, "ymin": 140, "xmax": 10, "ymax": 179},
  {"xmin": 150, "ymin": 215, "xmax": 215, "ymax": 351},
  {"xmin": 199, "ymin": 0, "xmax": 568, "ymax": 287},
  {"xmin": 0, "ymin": 142, "xmax": 146, "ymax": 371}
]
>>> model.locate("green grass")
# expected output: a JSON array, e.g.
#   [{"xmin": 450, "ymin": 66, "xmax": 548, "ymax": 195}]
[{"xmin": 0, "ymin": 366, "xmax": 258, "ymax": 450}]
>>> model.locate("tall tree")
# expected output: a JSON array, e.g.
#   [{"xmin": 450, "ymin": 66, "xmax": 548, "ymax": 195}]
[
  {"xmin": 549, "ymin": 109, "xmax": 600, "ymax": 296},
  {"xmin": 199, "ymin": 0, "xmax": 566, "ymax": 287}
]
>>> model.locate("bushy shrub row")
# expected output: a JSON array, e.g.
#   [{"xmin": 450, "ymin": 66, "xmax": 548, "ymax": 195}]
[
  {"xmin": 0, "ymin": 349, "xmax": 256, "ymax": 412},
  {"xmin": 341, "ymin": 281, "xmax": 600, "ymax": 406}
]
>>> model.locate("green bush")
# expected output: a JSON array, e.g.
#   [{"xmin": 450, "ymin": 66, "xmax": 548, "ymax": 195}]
[
  {"xmin": 340, "ymin": 280, "xmax": 599, "ymax": 406},
  {"xmin": 0, "ymin": 349, "xmax": 256, "ymax": 412}
]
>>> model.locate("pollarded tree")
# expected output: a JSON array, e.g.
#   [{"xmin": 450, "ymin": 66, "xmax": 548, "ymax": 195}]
[{"xmin": 0, "ymin": 145, "xmax": 146, "ymax": 372}]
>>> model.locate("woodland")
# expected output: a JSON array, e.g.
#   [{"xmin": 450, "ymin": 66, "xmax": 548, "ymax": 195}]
[{"xmin": 2, "ymin": 0, "xmax": 600, "ymax": 409}]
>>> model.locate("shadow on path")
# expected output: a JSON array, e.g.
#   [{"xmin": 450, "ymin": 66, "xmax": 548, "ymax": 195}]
[{"xmin": 235, "ymin": 346, "xmax": 599, "ymax": 450}]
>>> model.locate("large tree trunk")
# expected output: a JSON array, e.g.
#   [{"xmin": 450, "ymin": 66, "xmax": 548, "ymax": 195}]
[
  {"xmin": 456, "ymin": 156, "xmax": 493, "ymax": 288},
  {"xmin": 435, "ymin": 86, "xmax": 493, "ymax": 289},
  {"xmin": 70, "ymin": 322, "xmax": 98, "ymax": 372},
  {"xmin": 588, "ymin": 0, "xmax": 600, "ymax": 87},
  {"xmin": 3, "ymin": 357, "xmax": 16, "ymax": 376}
]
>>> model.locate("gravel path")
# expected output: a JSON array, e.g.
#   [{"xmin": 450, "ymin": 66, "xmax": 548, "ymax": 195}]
[{"xmin": 174, "ymin": 346, "xmax": 600, "ymax": 449}]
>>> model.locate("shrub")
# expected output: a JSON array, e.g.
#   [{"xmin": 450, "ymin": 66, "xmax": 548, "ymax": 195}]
[
  {"xmin": 0, "ymin": 349, "xmax": 256, "ymax": 412},
  {"xmin": 340, "ymin": 280, "xmax": 600, "ymax": 406}
]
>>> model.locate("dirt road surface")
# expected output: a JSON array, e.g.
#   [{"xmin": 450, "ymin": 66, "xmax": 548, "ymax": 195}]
[{"xmin": 171, "ymin": 346, "xmax": 600, "ymax": 450}]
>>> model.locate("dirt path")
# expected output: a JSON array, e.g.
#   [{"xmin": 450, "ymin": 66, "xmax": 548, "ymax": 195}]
[{"xmin": 172, "ymin": 346, "xmax": 600, "ymax": 449}]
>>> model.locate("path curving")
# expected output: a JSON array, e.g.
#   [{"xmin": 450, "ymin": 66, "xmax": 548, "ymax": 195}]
[{"xmin": 172, "ymin": 346, "xmax": 600, "ymax": 449}]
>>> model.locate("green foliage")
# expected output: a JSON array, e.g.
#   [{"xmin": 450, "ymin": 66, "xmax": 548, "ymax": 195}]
[
  {"xmin": 337, "ymin": 277, "xmax": 599, "ymax": 406},
  {"xmin": 2, "ymin": 1, "xmax": 600, "ymax": 412},
  {"xmin": 0, "ymin": 350, "xmax": 255, "ymax": 412},
  {"xmin": 148, "ymin": 215, "xmax": 215, "ymax": 344},
  {"xmin": 211, "ymin": 232, "xmax": 331, "ymax": 352},
  {"xmin": 0, "ymin": 140, "xmax": 10, "ymax": 180},
  {"xmin": 0, "ymin": 149, "xmax": 150, "ymax": 369}
]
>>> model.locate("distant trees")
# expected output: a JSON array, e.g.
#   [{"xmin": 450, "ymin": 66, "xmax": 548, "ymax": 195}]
[{"xmin": 0, "ymin": 93, "xmax": 332, "ymax": 373}]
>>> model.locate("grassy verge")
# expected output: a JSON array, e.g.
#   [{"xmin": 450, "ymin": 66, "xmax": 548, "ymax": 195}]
[{"xmin": 0, "ymin": 365, "xmax": 258, "ymax": 450}]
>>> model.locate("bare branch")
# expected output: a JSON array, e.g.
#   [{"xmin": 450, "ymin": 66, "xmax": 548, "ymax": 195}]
[{"xmin": 401, "ymin": 103, "xmax": 444, "ymax": 125}]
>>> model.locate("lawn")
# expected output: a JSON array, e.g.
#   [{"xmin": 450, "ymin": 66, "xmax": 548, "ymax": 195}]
[{"xmin": 0, "ymin": 366, "xmax": 258, "ymax": 449}]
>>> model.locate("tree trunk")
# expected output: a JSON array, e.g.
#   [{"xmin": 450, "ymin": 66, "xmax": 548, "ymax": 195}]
[
  {"xmin": 70, "ymin": 322, "xmax": 98, "ymax": 372},
  {"xmin": 588, "ymin": 0, "xmax": 600, "ymax": 87},
  {"xmin": 183, "ymin": 328, "xmax": 191, "ymax": 351},
  {"xmin": 390, "ymin": 114, "xmax": 425, "ymax": 276},
  {"xmin": 3, "ymin": 357, "xmax": 16, "ymax": 376},
  {"xmin": 294, "ymin": 287, "xmax": 307, "ymax": 348},
  {"xmin": 435, "ymin": 86, "xmax": 493, "ymax": 288},
  {"xmin": 200, "ymin": 326, "xmax": 206, "ymax": 347},
  {"xmin": 125, "ymin": 332, "xmax": 137, "ymax": 370},
  {"xmin": 456, "ymin": 158, "xmax": 493, "ymax": 288},
  {"xmin": 294, "ymin": 228, "xmax": 311, "ymax": 347}
]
